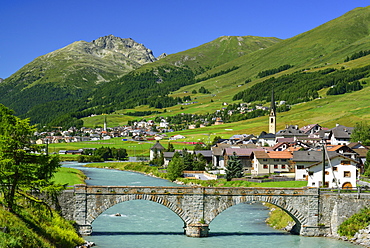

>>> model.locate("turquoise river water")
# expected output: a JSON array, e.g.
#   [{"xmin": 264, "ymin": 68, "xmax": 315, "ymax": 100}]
[{"xmin": 63, "ymin": 162, "xmax": 357, "ymax": 248}]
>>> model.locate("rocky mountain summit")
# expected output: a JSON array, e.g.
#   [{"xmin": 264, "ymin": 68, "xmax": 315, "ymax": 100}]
[
  {"xmin": 90, "ymin": 35, "xmax": 157, "ymax": 64},
  {"xmin": 0, "ymin": 35, "xmax": 160, "ymax": 117}
]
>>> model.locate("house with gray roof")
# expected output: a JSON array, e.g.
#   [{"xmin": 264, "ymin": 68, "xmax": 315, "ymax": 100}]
[
  {"xmin": 328, "ymin": 124, "xmax": 354, "ymax": 145},
  {"xmin": 292, "ymin": 150, "xmax": 338, "ymax": 181}
]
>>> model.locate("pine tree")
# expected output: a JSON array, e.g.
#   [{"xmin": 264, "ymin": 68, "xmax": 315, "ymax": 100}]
[{"xmin": 225, "ymin": 152, "xmax": 243, "ymax": 181}]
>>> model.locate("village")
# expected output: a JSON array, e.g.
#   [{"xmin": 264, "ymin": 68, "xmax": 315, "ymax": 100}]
[{"xmin": 33, "ymin": 92, "xmax": 368, "ymax": 190}]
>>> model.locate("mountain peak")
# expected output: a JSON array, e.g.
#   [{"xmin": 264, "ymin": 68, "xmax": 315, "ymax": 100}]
[{"xmin": 90, "ymin": 35, "xmax": 157, "ymax": 64}]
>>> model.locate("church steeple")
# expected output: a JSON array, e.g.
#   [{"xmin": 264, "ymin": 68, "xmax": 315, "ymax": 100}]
[
  {"xmin": 103, "ymin": 116, "xmax": 107, "ymax": 132},
  {"xmin": 269, "ymin": 88, "xmax": 276, "ymax": 134}
]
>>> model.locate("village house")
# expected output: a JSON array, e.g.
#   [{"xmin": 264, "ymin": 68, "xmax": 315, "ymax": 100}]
[
  {"xmin": 149, "ymin": 141, "xmax": 165, "ymax": 160},
  {"xmin": 275, "ymin": 125, "xmax": 309, "ymax": 140},
  {"xmin": 222, "ymin": 147, "xmax": 265, "ymax": 174},
  {"xmin": 299, "ymin": 124, "xmax": 322, "ymax": 136},
  {"xmin": 306, "ymin": 154, "xmax": 359, "ymax": 188},
  {"xmin": 292, "ymin": 150, "xmax": 338, "ymax": 181},
  {"xmin": 251, "ymin": 150, "xmax": 293, "ymax": 176},
  {"xmin": 257, "ymin": 131, "xmax": 276, "ymax": 147}
]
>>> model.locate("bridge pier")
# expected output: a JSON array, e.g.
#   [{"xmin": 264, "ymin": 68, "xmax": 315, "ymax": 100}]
[
  {"xmin": 185, "ymin": 223, "xmax": 209, "ymax": 237},
  {"xmin": 77, "ymin": 224, "xmax": 92, "ymax": 236}
]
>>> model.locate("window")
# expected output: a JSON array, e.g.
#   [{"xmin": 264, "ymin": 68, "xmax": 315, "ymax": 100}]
[
  {"xmin": 325, "ymin": 171, "xmax": 329, "ymax": 175},
  {"xmin": 263, "ymin": 158, "xmax": 268, "ymax": 162},
  {"xmin": 263, "ymin": 164, "xmax": 268, "ymax": 169},
  {"xmin": 344, "ymin": 171, "xmax": 351, "ymax": 177},
  {"xmin": 297, "ymin": 165, "xmax": 304, "ymax": 170},
  {"xmin": 281, "ymin": 164, "xmax": 286, "ymax": 169},
  {"xmin": 274, "ymin": 164, "xmax": 278, "ymax": 169},
  {"xmin": 308, "ymin": 171, "xmax": 314, "ymax": 176},
  {"xmin": 274, "ymin": 159, "xmax": 279, "ymax": 162},
  {"xmin": 333, "ymin": 166, "xmax": 338, "ymax": 171},
  {"xmin": 281, "ymin": 159, "xmax": 287, "ymax": 162},
  {"xmin": 341, "ymin": 160, "xmax": 351, "ymax": 165}
]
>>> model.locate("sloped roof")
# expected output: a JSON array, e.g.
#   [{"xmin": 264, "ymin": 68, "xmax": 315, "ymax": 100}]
[
  {"xmin": 195, "ymin": 150, "xmax": 212, "ymax": 157},
  {"xmin": 326, "ymin": 145, "xmax": 344, "ymax": 151},
  {"xmin": 150, "ymin": 141, "xmax": 165, "ymax": 150},
  {"xmin": 353, "ymin": 148, "xmax": 368, "ymax": 158},
  {"xmin": 253, "ymin": 150, "xmax": 292, "ymax": 159},
  {"xmin": 292, "ymin": 151, "xmax": 338, "ymax": 162},
  {"xmin": 224, "ymin": 148, "xmax": 265, "ymax": 156},
  {"xmin": 330, "ymin": 125, "xmax": 354, "ymax": 139},
  {"xmin": 299, "ymin": 124, "xmax": 321, "ymax": 134}
]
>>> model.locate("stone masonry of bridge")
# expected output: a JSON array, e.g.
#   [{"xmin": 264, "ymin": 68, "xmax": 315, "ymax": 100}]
[{"xmin": 57, "ymin": 185, "xmax": 370, "ymax": 237}]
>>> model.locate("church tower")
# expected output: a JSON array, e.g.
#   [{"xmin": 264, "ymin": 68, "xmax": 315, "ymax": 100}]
[
  {"xmin": 269, "ymin": 88, "xmax": 276, "ymax": 134},
  {"xmin": 103, "ymin": 116, "xmax": 107, "ymax": 132}
]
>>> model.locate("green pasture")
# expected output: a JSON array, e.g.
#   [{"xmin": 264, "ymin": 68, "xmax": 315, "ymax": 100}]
[
  {"xmin": 52, "ymin": 167, "xmax": 86, "ymax": 186},
  {"xmin": 48, "ymin": 138, "xmax": 198, "ymax": 157}
]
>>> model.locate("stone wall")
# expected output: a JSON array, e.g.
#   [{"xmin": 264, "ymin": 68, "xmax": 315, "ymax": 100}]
[{"xmin": 319, "ymin": 192, "xmax": 370, "ymax": 236}]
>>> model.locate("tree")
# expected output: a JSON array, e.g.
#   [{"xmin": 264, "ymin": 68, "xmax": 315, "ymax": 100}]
[
  {"xmin": 182, "ymin": 149, "xmax": 194, "ymax": 171},
  {"xmin": 150, "ymin": 150, "xmax": 164, "ymax": 166},
  {"xmin": 166, "ymin": 142, "xmax": 175, "ymax": 152},
  {"xmin": 363, "ymin": 150, "xmax": 370, "ymax": 176},
  {"xmin": 0, "ymin": 104, "xmax": 61, "ymax": 212},
  {"xmin": 193, "ymin": 153, "xmax": 206, "ymax": 171},
  {"xmin": 225, "ymin": 152, "xmax": 243, "ymax": 181},
  {"xmin": 166, "ymin": 152, "xmax": 184, "ymax": 181},
  {"xmin": 351, "ymin": 121, "xmax": 370, "ymax": 145}
]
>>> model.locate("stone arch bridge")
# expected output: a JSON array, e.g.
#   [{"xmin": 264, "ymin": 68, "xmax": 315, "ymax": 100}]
[{"xmin": 58, "ymin": 185, "xmax": 370, "ymax": 237}]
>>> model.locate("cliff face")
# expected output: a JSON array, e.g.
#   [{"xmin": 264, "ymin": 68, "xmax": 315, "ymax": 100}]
[{"xmin": 91, "ymin": 35, "xmax": 157, "ymax": 64}]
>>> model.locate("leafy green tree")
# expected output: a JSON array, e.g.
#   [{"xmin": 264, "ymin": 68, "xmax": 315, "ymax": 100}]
[
  {"xmin": 193, "ymin": 153, "xmax": 206, "ymax": 171},
  {"xmin": 363, "ymin": 151, "xmax": 370, "ymax": 176},
  {"xmin": 225, "ymin": 152, "xmax": 243, "ymax": 181},
  {"xmin": 351, "ymin": 121, "xmax": 370, "ymax": 145},
  {"xmin": 0, "ymin": 104, "xmax": 61, "ymax": 213},
  {"xmin": 166, "ymin": 152, "xmax": 184, "ymax": 181}
]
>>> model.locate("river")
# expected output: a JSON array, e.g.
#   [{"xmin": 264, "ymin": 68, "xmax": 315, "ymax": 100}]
[{"xmin": 63, "ymin": 162, "xmax": 356, "ymax": 248}]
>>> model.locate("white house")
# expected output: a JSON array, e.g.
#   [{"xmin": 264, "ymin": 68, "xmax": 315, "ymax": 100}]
[
  {"xmin": 328, "ymin": 124, "xmax": 354, "ymax": 145},
  {"xmin": 292, "ymin": 151, "xmax": 338, "ymax": 181},
  {"xmin": 306, "ymin": 154, "xmax": 359, "ymax": 188}
]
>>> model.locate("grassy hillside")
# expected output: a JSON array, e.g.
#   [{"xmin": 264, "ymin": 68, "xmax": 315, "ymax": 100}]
[
  {"xmin": 142, "ymin": 36, "xmax": 281, "ymax": 71},
  {"xmin": 0, "ymin": 205, "xmax": 84, "ymax": 248},
  {"xmin": 2, "ymin": 7, "xmax": 370, "ymax": 130}
]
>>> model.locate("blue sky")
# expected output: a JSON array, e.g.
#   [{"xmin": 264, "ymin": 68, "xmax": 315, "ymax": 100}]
[{"xmin": 0, "ymin": 0, "xmax": 368, "ymax": 79}]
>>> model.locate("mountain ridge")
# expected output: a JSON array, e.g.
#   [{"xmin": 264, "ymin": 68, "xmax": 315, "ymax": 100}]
[{"xmin": 1, "ymin": 6, "xmax": 370, "ymax": 129}]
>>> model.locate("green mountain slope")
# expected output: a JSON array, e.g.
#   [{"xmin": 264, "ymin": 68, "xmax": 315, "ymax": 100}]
[
  {"xmin": 0, "ymin": 35, "xmax": 157, "ymax": 116},
  {"xmin": 166, "ymin": 6, "xmax": 370, "ymax": 113},
  {"xmin": 2, "ymin": 6, "xmax": 370, "ymax": 129},
  {"xmin": 147, "ymin": 35, "xmax": 281, "ymax": 71}
]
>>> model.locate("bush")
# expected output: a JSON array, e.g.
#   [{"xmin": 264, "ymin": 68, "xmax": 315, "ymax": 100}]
[{"xmin": 338, "ymin": 207, "xmax": 370, "ymax": 237}]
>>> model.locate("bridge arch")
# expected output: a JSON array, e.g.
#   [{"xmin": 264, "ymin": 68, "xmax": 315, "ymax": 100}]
[
  {"xmin": 205, "ymin": 195, "xmax": 306, "ymax": 233},
  {"xmin": 86, "ymin": 194, "xmax": 192, "ymax": 226}
]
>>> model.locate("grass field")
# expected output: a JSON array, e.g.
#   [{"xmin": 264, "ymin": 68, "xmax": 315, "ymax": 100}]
[
  {"xmin": 49, "ymin": 139, "xmax": 196, "ymax": 157},
  {"xmin": 52, "ymin": 167, "xmax": 86, "ymax": 186}
]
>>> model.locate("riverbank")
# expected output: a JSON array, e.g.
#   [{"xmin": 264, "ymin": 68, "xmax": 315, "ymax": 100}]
[{"xmin": 82, "ymin": 161, "xmax": 308, "ymax": 187}]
